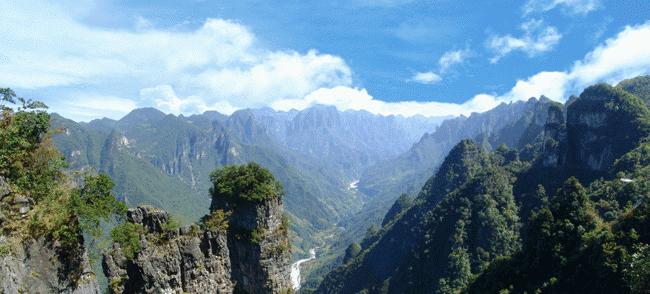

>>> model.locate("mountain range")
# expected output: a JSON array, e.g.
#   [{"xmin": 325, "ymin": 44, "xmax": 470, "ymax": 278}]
[{"xmin": 51, "ymin": 105, "xmax": 445, "ymax": 254}]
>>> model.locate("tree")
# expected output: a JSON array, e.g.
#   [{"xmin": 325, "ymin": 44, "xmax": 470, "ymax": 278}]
[
  {"xmin": 209, "ymin": 162, "xmax": 283, "ymax": 203},
  {"xmin": 72, "ymin": 174, "xmax": 128, "ymax": 238}
]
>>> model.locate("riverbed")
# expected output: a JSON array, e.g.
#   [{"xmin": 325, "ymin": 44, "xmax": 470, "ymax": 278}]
[{"xmin": 290, "ymin": 248, "xmax": 317, "ymax": 290}]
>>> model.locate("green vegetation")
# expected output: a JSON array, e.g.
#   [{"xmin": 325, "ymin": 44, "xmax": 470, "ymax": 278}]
[
  {"xmin": 209, "ymin": 162, "xmax": 283, "ymax": 202},
  {"xmin": 618, "ymin": 75, "xmax": 650, "ymax": 103},
  {"xmin": 202, "ymin": 209, "xmax": 231, "ymax": 232},
  {"xmin": 250, "ymin": 227, "xmax": 265, "ymax": 244},
  {"xmin": 110, "ymin": 222, "xmax": 144, "ymax": 259},
  {"xmin": 72, "ymin": 174, "xmax": 128, "ymax": 238},
  {"xmin": 317, "ymin": 78, "xmax": 650, "ymax": 293},
  {"xmin": 0, "ymin": 243, "xmax": 10, "ymax": 257},
  {"xmin": 277, "ymin": 214, "xmax": 291, "ymax": 254},
  {"xmin": 0, "ymin": 88, "xmax": 127, "ymax": 288},
  {"xmin": 342, "ymin": 242, "xmax": 361, "ymax": 264}
]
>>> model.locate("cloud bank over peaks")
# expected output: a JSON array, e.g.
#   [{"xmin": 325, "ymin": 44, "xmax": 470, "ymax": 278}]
[{"xmin": 277, "ymin": 21, "xmax": 650, "ymax": 117}]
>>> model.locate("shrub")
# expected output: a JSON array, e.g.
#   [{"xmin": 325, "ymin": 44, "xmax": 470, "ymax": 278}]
[
  {"xmin": 209, "ymin": 162, "xmax": 283, "ymax": 202},
  {"xmin": 203, "ymin": 209, "xmax": 231, "ymax": 232},
  {"xmin": 110, "ymin": 223, "xmax": 144, "ymax": 259}
]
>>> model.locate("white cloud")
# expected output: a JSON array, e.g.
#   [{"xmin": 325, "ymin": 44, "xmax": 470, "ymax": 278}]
[
  {"xmin": 273, "ymin": 21, "xmax": 650, "ymax": 117},
  {"xmin": 488, "ymin": 19, "xmax": 562, "ymax": 63},
  {"xmin": 410, "ymin": 72, "xmax": 442, "ymax": 84},
  {"xmin": 190, "ymin": 50, "xmax": 350, "ymax": 105},
  {"xmin": 523, "ymin": 0, "xmax": 600, "ymax": 15},
  {"xmin": 50, "ymin": 94, "xmax": 138, "ymax": 122},
  {"xmin": 139, "ymin": 85, "xmax": 240, "ymax": 115},
  {"xmin": 272, "ymin": 86, "xmax": 500, "ymax": 117},
  {"xmin": 568, "ymin": 22, "xmax": 650, "ymax": 87},
  {"xmin": 0, "ymin": 1, "xmax": 351, "ymax": 120},
  {"xmin": 438, "ymin": 49, "xmax": 469, "ymax": 72},
  {"xmin": 2, "ymin": 1, "xmax": 650, "ymax": 120}
]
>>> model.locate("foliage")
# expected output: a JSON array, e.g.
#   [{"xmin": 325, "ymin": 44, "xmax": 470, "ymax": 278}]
[
  {"xmin": 618, "ymin": 75, "xmax": 650, "ymax": 103},
  {"xmin": 0, "ymin": 243, "xmax": 11, "ymax": 257},
  {"xmin": 0, "ymin": 89, "xmax": 126, "ymax": 279},
  {"xmin": 250, "ymin": 227, "xmax": 265, "ymax": 244},
  {"xmin": 381, "ymin": 193, "xmax": 413, "ymax": 226},
  {"xmin": 202, "ymin": 209, "xmax": 231, "ymax": 232},
  {"xmin": 210, "ymin": 162, "xmax": 283, "ymax": 202},
  {"xmin": 342, "ymin": 242, "xmax": 361, "ymax": 264},
  {"xmin": 71, "ymin": 174, "xmax": 128, "ymax": 238},
  {"xmin": 0, "ymin": 88, "xmax": 65, "ymax": 202},
  {"xmin": 624, "ymin": 244, "xmax": 650, "ymax": 294},
  {"xmin": 317, "ymin": 140, "xmax": 521, "ymax": 293},
  {"xmin": 317, "ymin": 77, "xmax": 650, "ymax": 294},
  {"xmin": 110, "ymin": 222, "xmax": 144, "ymax": 259}
]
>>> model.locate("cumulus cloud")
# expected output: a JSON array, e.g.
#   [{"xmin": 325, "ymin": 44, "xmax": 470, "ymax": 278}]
[
  {"xmin": 0, "ymin": 1, "xmax": 351, "ymax": 120},
  {"xmin": 487, "ymin": 19, "xmax": 562, "ymax": 63},
  {"xmin": 410, "ymin": 72, "xmax": 442, "ymax": 84},
  {"xmin": 275, "ymin": 21, "xmax": 650, "ymax": 117},
  {"xmin": 523, "ymin": 0, "xmax": 600, "ymax": 15},
  {"xmin": 139, "ymin": 85, "xmax": 239, "ymax": 115}
]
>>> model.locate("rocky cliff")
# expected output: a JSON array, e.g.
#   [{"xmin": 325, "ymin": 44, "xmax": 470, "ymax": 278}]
[
  {"xmin": 0, "ymin": 179, "xmax": 100, "ymax": 294},
  {"xmin": 103, "ymin": 206, "xmax": 233, "ymax": 293},
  {"xmin": 103, "ymin": 163, "xmax": 292, "ymax": 294},
  {"xmin": 214, "ymin": 195, "xmax": 292, "ymax": 293},
  {"xmin": 0, "ymin": 236, "xmax": 99, "ymax": 294},
  {"xmin": 209, "ymin": 162, "xmax": 292, "ymax": 293},
  {"xmin": 565, "ymin": 84, "xmax": 650, "ymax": 171}
]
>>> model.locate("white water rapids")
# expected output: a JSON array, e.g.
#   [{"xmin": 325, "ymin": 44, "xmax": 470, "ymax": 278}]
[{"xmin": 290, "ymin": 248, "xmax": 317, "ymax": 290}]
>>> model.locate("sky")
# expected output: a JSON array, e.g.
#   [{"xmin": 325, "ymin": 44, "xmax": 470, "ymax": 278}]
[{"xmin": 1, "ymin": 0, "xmax": 649, "ymax": 121}]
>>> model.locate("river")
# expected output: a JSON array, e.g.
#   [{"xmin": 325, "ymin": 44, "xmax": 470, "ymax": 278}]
[{"xmin": 290, "ymin": 248, "xmax": 317, "ymax": 291}]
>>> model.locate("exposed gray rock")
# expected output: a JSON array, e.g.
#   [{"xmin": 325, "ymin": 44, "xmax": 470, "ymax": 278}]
[
  {"xmin": 12, "ymin": 196, "xmax": 32, "ymax": 215},
  {"xmin": 0, "ymin": 237, "xmax": 100, "ymax": 294},
  {"xmin": 126, "ymin": 205, "xmax": 169, "ymax": 233},
  {"xmin": 565, "ymin": 84, "xmax": 650, "ymax": 171},
  {"xmin": 105, "ymin": 193, "xmax": 292, "ymax": 294},
  {"xmin": 215, "ymin": 196, "xmax": 292, "ymax": 294},
  {"xmin": 0, "ymin": 177, "xmax": 9, "ymax": 200},
  {"xmin": 542, "ymin": 105, "xmax": 567, "ymax": 168},
  {"xmin": 104, "ymin": 207, "xmax": 234, "ymax": 293}
]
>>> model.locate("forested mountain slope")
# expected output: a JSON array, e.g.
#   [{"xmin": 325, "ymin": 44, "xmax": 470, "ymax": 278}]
[{"xmin": 317, "ymin": 76, "xmax": 650, "ymax": 293}]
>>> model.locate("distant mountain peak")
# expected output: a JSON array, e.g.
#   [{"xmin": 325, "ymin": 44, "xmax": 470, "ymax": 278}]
[{"xmin": 119, "ymin": 107, "xmax": 167, "ymax": 123}]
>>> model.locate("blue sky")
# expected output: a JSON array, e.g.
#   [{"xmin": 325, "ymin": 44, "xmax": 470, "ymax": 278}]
[{"xmin": 1, "ymin": 0, "xmax": 649, "ymax": 121}]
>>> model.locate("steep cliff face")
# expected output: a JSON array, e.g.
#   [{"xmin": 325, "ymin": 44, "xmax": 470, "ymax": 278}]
[
  {"xmin": 541, "ymin": 103, "xmax": 566, "ymax": 168},
  {"xmin": 103, "ymin": 206, "xmax": 233, "ymax": 293},
  {"xmin": 0, "ymin": 178, "xmax": 100, "ymax": 294},
  {"xmin": 566, "ymin": 84, "xmax": 650, "ymax": 171},
  {"xmin": 210, "ymin": 164, "xmax": 292, "ymax": 293},
  {"xmin": 103, "ymin": 163, "xmax": 292, "ymax": 294},
  {"xmin": 214, "ymin": 196, "xmax": 292, "ymax": 293},
  {"xmin": 0, "ymin": 237, "xmax": 99, "ymax": 294}
]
